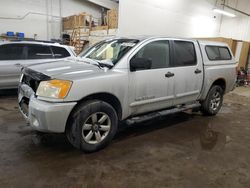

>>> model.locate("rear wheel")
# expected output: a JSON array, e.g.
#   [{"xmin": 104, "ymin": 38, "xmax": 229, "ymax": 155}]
[
  {"xmin": 201, "ymin": 85, "xmax": 224, "ymax": 116},
  {"xmin": 66, "ymin": 100, "xmax": 118, "ymax": 152}
]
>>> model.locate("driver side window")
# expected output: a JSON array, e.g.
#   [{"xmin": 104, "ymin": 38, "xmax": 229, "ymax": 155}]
[{"xmin": 133, "ymin": 40, "xmax": 170, "ymax": 69}]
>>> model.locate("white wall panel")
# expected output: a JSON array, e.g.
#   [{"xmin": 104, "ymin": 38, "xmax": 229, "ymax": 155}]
[
  {"xmin": 1, "ymin": 0, "xmax": 250, "ymax": 41},
  {"xmin": 0, "ymin": 0, "xmax": 102, "ymax": 40},
  {"xmin": 219, "ymin": 0, "xmax": 250, "ymax": 41},
  {"xmin": 61, "ymin": 0, "xmax": 101, "ymax": 18},
  {"xmin": 118, "ymin": 0, "xmax": 221, "ymax": 38}
]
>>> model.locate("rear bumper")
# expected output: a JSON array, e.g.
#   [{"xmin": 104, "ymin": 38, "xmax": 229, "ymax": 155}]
[{"xmin": 28, "ymin": 96, "xmax": 77, "ymax": 133}]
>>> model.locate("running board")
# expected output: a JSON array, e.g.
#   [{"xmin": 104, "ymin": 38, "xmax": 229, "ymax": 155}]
[{"xmin": 126, "ymin": 102, "xmax": 201, "ymax": 125}]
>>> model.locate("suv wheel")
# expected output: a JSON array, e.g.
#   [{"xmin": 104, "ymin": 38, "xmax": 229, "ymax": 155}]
[
  {"xmin": 201, "ymin": 85, "xmax": 224, "ymax": 116},
  {"xmin": 66, "ymin": 100, "xmax": 118, "ymax": 152}
]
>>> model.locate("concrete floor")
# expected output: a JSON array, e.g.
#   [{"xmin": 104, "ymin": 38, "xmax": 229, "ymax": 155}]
[{"xmin": 0, "ymin": 87, "xmax": 250, "ymax": 188}]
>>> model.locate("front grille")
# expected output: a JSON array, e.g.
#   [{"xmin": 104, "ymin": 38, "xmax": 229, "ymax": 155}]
[
  {"xmin": 21, "ymin": 68, "xmax": 51, "ymax": 93},
  {"xmin": 22, "ymin": 74, "xmax": 41, "ymax": 93},
  {"xmin": 19, "ymin": 68, "xmax": 50, "ymax": 119}
]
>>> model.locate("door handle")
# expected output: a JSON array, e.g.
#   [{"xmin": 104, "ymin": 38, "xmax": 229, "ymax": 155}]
[
  {"xmin": 194, "ymin": 69, "xmax": 202, "ymax": 74},
  {"xmin": 165, "ymin": 72, "xmax": 175, "ymax": 78},
  {"xmin": 15, "ymin": 63, "xmax": 22, "ymax": 67}
]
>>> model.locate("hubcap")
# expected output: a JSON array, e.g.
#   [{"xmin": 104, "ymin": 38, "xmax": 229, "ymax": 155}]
[
  {"xmin": 82, "ymin": 112, "xmax": 111, "ymax": 144},
  {"xmin": 210, "ymin": 91, "xmax": 221, "ymax": 111}
]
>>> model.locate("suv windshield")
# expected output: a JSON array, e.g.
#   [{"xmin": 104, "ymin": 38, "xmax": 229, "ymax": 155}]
[{"xmin": 80, "ymin": 39, "xmax": 139, "ymax": 66}]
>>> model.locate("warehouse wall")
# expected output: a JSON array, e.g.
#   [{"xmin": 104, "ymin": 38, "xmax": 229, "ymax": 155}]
[
  {"xmin": 118, "ymin": 0, "xmax": 221, "ymax": 38},
  {"xmin": 0, "ymin": 0, "xmax": 102, "ymax": 40},
  {"xmin": 219, "ymin": 0, "xmax": 250, "ymax": 42}
]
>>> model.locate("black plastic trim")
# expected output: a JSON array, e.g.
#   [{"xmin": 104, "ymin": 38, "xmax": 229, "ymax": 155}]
[{"xmin": 22, "ymin": 68, "xmax": 51, "ymax": 81}]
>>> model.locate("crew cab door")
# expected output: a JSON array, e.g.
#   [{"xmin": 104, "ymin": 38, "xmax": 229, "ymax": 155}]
[
  {"xmin": 128, "ymin": 39, "xmax": 175, "ymax": 115},
  {"xmin": 170, "ymin": 40, "xmax": 203, "ymax": 105}
]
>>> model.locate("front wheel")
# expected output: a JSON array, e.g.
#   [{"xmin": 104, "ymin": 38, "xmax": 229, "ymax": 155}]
[
  {"xmin": 201, "ymin": 85, "xmax": 224, "ymax": 116},
  {"xmin": 66, "ymin": 100, "xmax": 118, "ymax": 152}
]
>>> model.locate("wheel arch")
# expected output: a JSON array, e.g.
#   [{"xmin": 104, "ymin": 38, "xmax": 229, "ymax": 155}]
[
  {"xmin": 200, "ymin": 77, "xmax": 227, "ymax": 101},
  {"xmin": 212, "ymin": 78, "xmax": 226, "ymax": 93},
  {"xmin": 65, "ymin": 92, "xmax": 123, "ymax": 132}
]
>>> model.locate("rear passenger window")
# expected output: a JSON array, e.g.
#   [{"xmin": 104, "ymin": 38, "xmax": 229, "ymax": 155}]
[
  {"xmin": 205, "ymin": 46, "xmax": 231, "ymax": 60},
  {"xmin": 0, "ymin": 44, "xmax": 25, "ymax": 60},
  {"xmin": 133, "ymin": 40, "xmax": 170, "ymax": 69},
  {"xmin": 173, "ymin": 41, "xmax": 197, "ymax": 66},
  {"xmin": 51, "ymin": 46, "xmax": 70, "ymax": 58},
  {"xmin": 205, "ymin": 46, "xmax": 220, "ymax": 60},
  {"xmin": 26, "ymin": 44, "xmax": 53, "ymax": 59}
]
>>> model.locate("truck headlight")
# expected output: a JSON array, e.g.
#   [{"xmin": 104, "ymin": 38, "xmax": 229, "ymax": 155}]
[{"xmin": 36, "ymin": 80, "xmax": 72, "ymax": 99}]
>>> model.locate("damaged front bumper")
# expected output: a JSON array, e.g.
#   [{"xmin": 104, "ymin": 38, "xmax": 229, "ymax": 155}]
[
  {"xmin": 18, "ymin": 83, "xmax": 76, "ymax": 133},
  {"xmin": 18, "ymin": 83, "xmax": 35, "ymax": 120}
]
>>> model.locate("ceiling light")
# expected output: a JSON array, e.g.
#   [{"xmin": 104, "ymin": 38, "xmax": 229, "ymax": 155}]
[{"xmin": 213, "ymin": 8, "xmax": 236, "ymax": 17}]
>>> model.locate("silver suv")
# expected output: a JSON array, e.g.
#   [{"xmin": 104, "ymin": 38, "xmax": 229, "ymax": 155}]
[
  {"xmin": 18, "ymin": 37, "xmax": 237, "ymax": 152},
  {"xmin": 0, "ymin": 41, "xmax": 76, "ymax": 89}
]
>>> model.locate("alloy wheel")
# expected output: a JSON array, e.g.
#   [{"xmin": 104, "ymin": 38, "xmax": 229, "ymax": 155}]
[
  {"xmin": 82, "ymin": 112, "xmax": 111, "ymax": 144},
  {"xmin": 210, "ymin": 91, "xmax": 221, "ymax": 111}
]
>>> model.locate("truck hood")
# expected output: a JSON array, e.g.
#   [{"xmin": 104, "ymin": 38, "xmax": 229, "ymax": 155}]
[{"xmin": 27, "ymin": 59, "xmax": 103, "ymax": 79}]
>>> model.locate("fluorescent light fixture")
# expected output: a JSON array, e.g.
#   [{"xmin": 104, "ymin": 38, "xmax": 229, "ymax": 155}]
[{"xmin": 213, "ymin": 8, "xmax": 236, "ymax": 17}]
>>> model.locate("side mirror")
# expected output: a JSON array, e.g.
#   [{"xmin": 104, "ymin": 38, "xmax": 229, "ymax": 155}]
[{"xmin": 130, "ymin": 57, "xmax": 152, "ymax": 72}]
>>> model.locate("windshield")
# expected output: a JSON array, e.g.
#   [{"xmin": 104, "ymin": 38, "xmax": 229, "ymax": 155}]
[{"xmin": 80, "ymin": 39, "xmax": 139, "ymax": 66}]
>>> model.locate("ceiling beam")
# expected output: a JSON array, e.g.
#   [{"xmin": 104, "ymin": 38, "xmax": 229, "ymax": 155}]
[
  {"xmin": 87, "ymin": 0, "xmax": 118, "ymax": 9},
  {"xmin": 222, "ymin": 4, "xmax": 250, "ymax": 17}
]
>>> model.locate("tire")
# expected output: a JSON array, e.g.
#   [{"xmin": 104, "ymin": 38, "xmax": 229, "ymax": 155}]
[
  {"xmin": 201, "ymin": 85, "xmax": 224, "ymax": 116},
  {"xmin": 66, "ymin": 100, "xmax": 118, "ymax": 152}
]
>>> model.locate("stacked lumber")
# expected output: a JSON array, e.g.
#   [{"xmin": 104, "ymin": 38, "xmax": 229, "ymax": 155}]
[
  {"xmin": 90, "ymin": 9, "xmax": 118, "ymax": 31},
  {"xmin": 88, "ymin": 29, "xmax": 118, "ymax": 45},
  {"xmin": 63, "ymin": 13, "xmax": 92, "ymax": 54},
  {"xmin": 63, "ymin": 13, "xmax": 92, "ymax": 30},
  {"xmin": 91, "ymin": 26, "xmax": 109, "ymax": 31},
  {"xmin": 107, "ymin": 9, "xmax": 118, "ymax": 29},
  {"xmin": 62, "ymin": 10, "xmax": 119, "ymax": 54}
]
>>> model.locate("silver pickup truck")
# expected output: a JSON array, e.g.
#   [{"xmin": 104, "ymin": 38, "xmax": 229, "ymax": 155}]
[{"xmin": 18, "ymin": 37, "xmax": 237, "ymax": 152}]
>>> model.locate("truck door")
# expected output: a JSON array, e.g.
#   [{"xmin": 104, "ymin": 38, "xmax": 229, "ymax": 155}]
[
  {"xmin": 170, "ymin": 40, "xmax": 203, "ymax": 105},
  {"xmin": 128, "ymin": 39, "xmax": 175, "ymax": 115}
]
